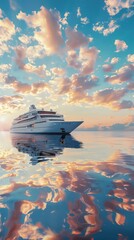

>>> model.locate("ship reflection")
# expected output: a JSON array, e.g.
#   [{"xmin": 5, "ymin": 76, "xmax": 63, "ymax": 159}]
[{"xmin": 11, "ymin": 134, "xmax": 82, "ymax": 164}]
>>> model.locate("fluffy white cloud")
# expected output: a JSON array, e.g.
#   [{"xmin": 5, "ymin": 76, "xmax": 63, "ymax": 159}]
[
  {"xmin": 18, "ymin": 35, "xmax": 32, "ymax": 44},
  {"xmin": 51, "ymin": 67, "xmax": 65, "ymax": 76},
  {"xmin": 127, "ymin": 54, "xmax": 134, "ymax": 63},
  {"xmin": 80, "ymin": 17, "xmax": 89, "ymax": 25},
  {"xmin": 0, "ymin": 64, "xmax": 11, "ymax": 71},
  {"xmin": 0, "ymin": 17, "xmax": 16, "ymax": 43},
  {"xmin": 104, "ymin": 0, "xmax": 134, "ymax": 16},
  {"xmin": 60, "ymin": 12, "xmax": 70, "ymax": 25},
  {"xmin": 111, "ymin": 57, "xmax": 119, "ymax": 64},
  {"xmin": 114, "ymin": 40, "xmax": 128, "ymax": 52},
  {"xmin": 93, "ymin": 20, "xmax": 119, "ymax": 36},
  {"xmin": 17, "ymin": 6, "xmax": 64, "ymax": 55}
]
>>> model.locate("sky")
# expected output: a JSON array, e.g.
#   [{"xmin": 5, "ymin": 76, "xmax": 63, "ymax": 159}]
[{"xmin": 0, "ymin": 0, "xmax": 134, "ymax": 130}]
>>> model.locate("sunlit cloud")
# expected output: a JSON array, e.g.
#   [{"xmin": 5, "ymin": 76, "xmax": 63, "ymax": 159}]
[
  {"xmin": 93, "ymin": 88, "xmax": 128, "ymax": 109},
  {"xmin": 51, "ymin": 67, "xmax": 65, "ymax": 76},
  {"xmin": 0, "ymin": 16, "xmax": 16, "ymax": 43},
  {"xmin": 59, "ymin": 12, "xmax": 70, "ymax": 25},
  {"xmin": 105, "ymin": 64, "xmax": 134, "ymax": 85},
  {"xmin": 79, "ymin": 47, "xmax": 99, "ymax": 75},
  {"xmin": 17, "ymin": 6, "xmax": 64, "ymax": 55},
  {"xmin": 114, "ymin": 39, "xmax": 128, "ymax": 52},
  {"xmin": 80, "ymin": 17, "xmax": 89, "ymax": 25},
  {"xmin": 104, "ymin": 0, "xmax": 134, "ymax": 16},
  {"xmin": 121, "ymin": 10, "xmax": 134, "ymax": 19},
  {"xmin": 127, "ymin": 54, "xmax": 134, "ymax": 63},
  {"xmin": 66, "ymin": 27, "xmax": 90, "ymax": 50},
  {"xmin": 77, "ymin": 7, "xmax": 81, "ymax": 17},
  {"xmin": 111, "ymin": 57, "xmax": 119, "ymax": 64},
  {"xmin": 18, "ymin": 34, "xmax": 32, "ymax": 45},
  {"xmin": 0, "ymin": 64, "xmax": 11, "ymax": 71},
  {"xmin": 93, "ymin": 20, "xmax": 119, "ymax": 36}
]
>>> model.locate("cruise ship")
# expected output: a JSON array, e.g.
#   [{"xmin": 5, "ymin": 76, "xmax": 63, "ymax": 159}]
[{"xmin": 10, "ymin": 105, "xmax": 83, "ymax": 134}]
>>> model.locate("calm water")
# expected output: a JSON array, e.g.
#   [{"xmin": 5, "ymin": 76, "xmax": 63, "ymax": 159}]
[{"xmin": 0, "ymin": 131, "xmax": 134, "ymax": 240}]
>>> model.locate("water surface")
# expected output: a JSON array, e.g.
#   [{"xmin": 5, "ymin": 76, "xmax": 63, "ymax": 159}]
[{"xmin": 0, "ymin": 131, "xmax": 134, "ymax": 239}]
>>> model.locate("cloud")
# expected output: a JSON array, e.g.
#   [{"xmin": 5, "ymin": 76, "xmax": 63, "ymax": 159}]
[
  {"xmin": 26, "ymin": 45, "xmax": 46, "ymax": 63},
  {"xmin": 93, "ymin": 20, "xmax": 119, "ymax": 36},
  {"xmin": 66, "ymin": 27, "xmax": 90, "ymax": 50},
  {"xmin": 114, "ymin": 40, "xmax": 128, "ymax": 52},
  {"xmin": 57, "ymin": 77, "xmax": 71, "ymax": 95},
  {"xmin": 0, "ymin": 43, "xmax": 9, "ymax": 56},
  {"xmin": 51, "ymin": 67, "xmax": 65, "ymax": 76},
  {"xmin": 59, "ymin": 12, "xmax": 70, "ymax": 25},
  {"xmin": 0, "ymin": 95, "xmax": 23, "ymax": 111},
  {"xmin": 15, "ymin": 46, "xmax": 26, "ymax": 69},
  {"xmin": 0, "ymin": 95, "xmax": 23, "ymax": 104},
  {"xmin": 17, "ymin": 6, "xmax": 64, "ymax": 55},
  {"xmin": 0, "ymin": 17, "xmax": 16, "ymax": 43},
  {"xmin": 127, "ymin": 82, "xmax": 134, "ymax": 90},
  {"xmin": 127, "ymin": 54, "xmax": 134, "ymax": 63},
  {"xmin": 112, "ymin": 100, "xmax": 134, "ymax": 110},
  {"xmin": 93, "ymin": 88, "xmax": 127, "ymax": 107},
  {"xmin": 77, "ymin": 7, "xmax": 81, "ymax": 17},
  {"xmin": 102, "ymin": 64, "xmax": 113, "ymax": 72},
  {"xmin": 66, "ymin": 50, "xmax": 81, "ymax": 69},
  {"xmin": 104, "ymin": 0, "xmax": 134, "ymax": 16},
  {"xmin": 4, "ymin": 75, "xmax": 50, "ymax": 95},
  {"xmin": 111, "ymin": 57, "xmax": 119, "ymax": 64},
  {"xmin": 14, "ymin": 46, "xmax": 50, "ymax": 77},
  {"xmin": 80, "ymin": 17, "xmax": 89, "ymax": 25},
  {"xmin": 0, "ymin": 64, "xmax": 11, "ymax": 71},
  {"xmin": 18, "ymin": 34, "xmax": 32, "ymax": 44},
  {"xmin": 24, "ymin": 63, "xmax": 50, "ymax": 78},
  {"xmin": 105, "ymin": 64, "xmax": 134, "ymax": 84},
  {"xmin": 56, "ymin": 74, "xmax": 98, "ymax": 103},
  {"xmin": 0, "ymin": 8, "xmax": 3, "ymax": 18},
  {"xmin": 9, "ymin": 0, "xmax": 18, "ymax": 11},
  {"xmin": 66, "ymin": 46, "xmax": 99, "ymax": 75},
  {"xmin": 79, "ymin": 47, "xmax": 99, "ymax": 75},
  {"xmin": 121, "ymin": 10, "xmax": 134, "ymax": 19}
]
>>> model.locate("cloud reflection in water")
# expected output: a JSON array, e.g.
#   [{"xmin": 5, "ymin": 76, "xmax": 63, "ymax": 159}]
[{"xmin": 0, "ymin": 132, "xmax": 134, "ymax": 239}]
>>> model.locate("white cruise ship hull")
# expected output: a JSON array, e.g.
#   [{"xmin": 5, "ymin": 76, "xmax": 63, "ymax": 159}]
[{"xmin": 10, "ymin": 121, "xmax": 83, "ymax": 134}]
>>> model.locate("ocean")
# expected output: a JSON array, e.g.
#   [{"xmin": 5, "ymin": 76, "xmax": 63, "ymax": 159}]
[{"xmin": 0, "ymin": 131, "xmax": 134, "ymax": 240}]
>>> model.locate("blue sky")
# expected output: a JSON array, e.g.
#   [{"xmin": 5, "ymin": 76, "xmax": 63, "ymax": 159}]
[{"xmin": 0, "ymin": 0, "xmax": 134, "ymax": 130}]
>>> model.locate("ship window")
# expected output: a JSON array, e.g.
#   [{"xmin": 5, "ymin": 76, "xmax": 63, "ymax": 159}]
[
  {"xmin": 40, "ymin": 115, "xmax": 62, "ymax": 118},
  {"xmin": 38, "ymin": 111, "xmax": 56, "ymax": 114}
]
